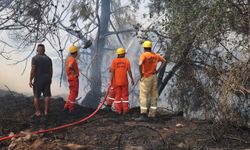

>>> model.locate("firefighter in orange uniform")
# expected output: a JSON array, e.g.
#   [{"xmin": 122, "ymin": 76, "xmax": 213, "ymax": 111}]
[
  {"xmin": 138, "ymin": 40, "xmax": 166, "ymax": 120},
  {"xmin": 64, "ymin": 44, "xmax": 79, "ymax": 112},
  {"xmin": 105, "ymin": 69, "xmax": 115, "ymax": 111},
  {"xmin": 110, "ymin": 48, "xmax": 134, "ymax": 114}
]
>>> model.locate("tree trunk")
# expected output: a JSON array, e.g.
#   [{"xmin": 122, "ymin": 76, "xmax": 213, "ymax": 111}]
[
  {"xmin": 81, "ymin": 0, "xmax": 111, "ymax": 108},
  {"xmin": 158, "ymin": 39, "xmax": 194, "ymax": 95}
]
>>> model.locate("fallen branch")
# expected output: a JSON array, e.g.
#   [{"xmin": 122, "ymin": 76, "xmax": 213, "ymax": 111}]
[{"xmin": 223, "ymin": 135, "xmax": 250, "ymax": 144}]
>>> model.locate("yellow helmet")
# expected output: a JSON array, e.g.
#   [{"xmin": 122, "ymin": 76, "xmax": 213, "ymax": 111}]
[
  {"xmin": 143, "ymin": 40, "xmax": 152, "ymax": 48},
  {"xmin": 116, "ymin": 47, "xmax": 126, "ymax": 55},
  {"xmin": 68, "ymin": 44, "xmax": 78, "ymax": 53}
]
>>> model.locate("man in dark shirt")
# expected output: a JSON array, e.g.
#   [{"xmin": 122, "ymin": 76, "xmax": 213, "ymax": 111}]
[{"xmin": 29, "ymin": 44, "xmax": 53, "ymax": 117}]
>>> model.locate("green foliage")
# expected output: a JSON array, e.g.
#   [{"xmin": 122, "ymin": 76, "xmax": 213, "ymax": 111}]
[{"xmin": 148, "ymin": 0, "xmax": 249, "ymax": 122}]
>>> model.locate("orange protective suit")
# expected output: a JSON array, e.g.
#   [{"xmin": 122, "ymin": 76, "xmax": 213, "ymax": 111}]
[
  {"xmin": 106, "ymin": 86, "xmax": 115, "ymax": 107},
  {"xmin": 114, "ymin": 86, "xmax": 129, "ymax": 113},
  {"xmin": 64, "ymin": 56, "xmax": 79, "ymax": 112},
  {"xmin": 139, "ymin": 51, "xmax": 166, "ymax": 78},
  {"xmin": 110, "ymin": 57, "xmax": 131, "ymax": 114}
]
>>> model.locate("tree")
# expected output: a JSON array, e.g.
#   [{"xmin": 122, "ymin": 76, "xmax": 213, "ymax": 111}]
[
  {"xmin": 63, "ymin": 0, "xmax": 139, "ymax": 107},
  {"xmin": 145, "ymin": 0, "xmax": 249, "ymax": 122},
  {"xmin": 0, "ymin": 0, "xmax": 67, "ymax": 74},
  {"xmin": 0, "ymin": 0, "xmax": 138, "ymax": 108}
]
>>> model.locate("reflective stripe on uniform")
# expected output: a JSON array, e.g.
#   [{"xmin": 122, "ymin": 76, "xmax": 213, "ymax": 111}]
[
  {"xmin": 69, "ymin": 101, "xmax": 76, "ymax": 104},
  {"xmin": 114, "ymin": 101, "xmax": 121, "ymax": 103},
  {"xmin": 150, "ymin": 106, "xmax": 157, "ymax": 109},
  {"xmin": 122, "ymin": 101, "xmax": 128, "ymax": 103},
  {"xmin": 141, "ymin": 106, "xmax": 147, "ymax": 110},
  {"xmin": 107, "ymin": 97, "xmax": 115, "ymax": 100}
]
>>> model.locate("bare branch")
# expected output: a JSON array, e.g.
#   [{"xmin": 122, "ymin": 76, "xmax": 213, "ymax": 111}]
[
  {"xmin": 109, "ymin": 20, "xmax": 124, "ymax": 47},
  {"xmin": 10, "ymin": 24, "xmax": 40, "ymax": 65},
  {"xmin": 103, "ymin": 29, "xmax": 137, "ymax": 37},
  {"xmin": 110, "ymin": 5, "xmax": 130, "ymax": 14},
  {"xmin": 55, "ymin": 15, "xmax": 90, "ymax": 43},
  {"xmin": 219, "ymin": 42, "xmax": 240, "ymax": 61},
  {"xmin": 0, "ymin": 0, "xmax": 14, "ymax": 12}
]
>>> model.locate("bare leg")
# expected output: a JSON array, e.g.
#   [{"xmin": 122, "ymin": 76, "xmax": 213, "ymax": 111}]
[
  {"xmin": 44, "ymin": 96, "xmax": 50, "ymax": 116},
  {"xmin": 34, "ymin": 97, "xmax": 41, "ymax": 116}
]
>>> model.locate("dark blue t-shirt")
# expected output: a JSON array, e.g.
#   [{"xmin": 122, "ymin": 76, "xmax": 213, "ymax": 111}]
[{"xmin": 32, "ymin": 54, "xmax": 52, "ymax": 83}]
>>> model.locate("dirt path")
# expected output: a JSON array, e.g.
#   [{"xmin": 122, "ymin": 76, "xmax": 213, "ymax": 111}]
[{"xmin": 0, "ymin": 95, "xmax": 249, "ymax": 149}]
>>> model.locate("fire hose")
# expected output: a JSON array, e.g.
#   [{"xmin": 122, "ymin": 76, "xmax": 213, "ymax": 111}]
[{"xmin": 0, "ymin": 85, "xmax": 111, "ymax": 142}]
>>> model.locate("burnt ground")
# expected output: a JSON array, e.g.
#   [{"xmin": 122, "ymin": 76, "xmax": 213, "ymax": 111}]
[{"xmin": 0, "ymin": 92, "xmax": 249, "ymax": 150}]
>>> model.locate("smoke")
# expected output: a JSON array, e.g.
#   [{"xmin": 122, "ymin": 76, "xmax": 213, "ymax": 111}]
[{"xmin": 0, "ymin": 57, "xmax": 67, "ymax": 96}]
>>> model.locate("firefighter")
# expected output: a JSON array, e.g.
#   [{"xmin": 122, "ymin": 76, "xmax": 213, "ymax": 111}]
[
  {"xmin": 105, "ymin": 68, "xmax": 115, "ymax": 112},
  {"xmin": 110, "ymin": 47, "xmax": 134, "ymax": 114},
  {"xmin": 137, "ymin": 40, "xmax": 166, "ymax": 120},
  {"xmin": 64, "ymin": 44, "xmax": 79, "ymax": 112}
]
